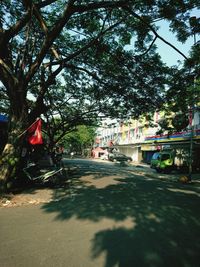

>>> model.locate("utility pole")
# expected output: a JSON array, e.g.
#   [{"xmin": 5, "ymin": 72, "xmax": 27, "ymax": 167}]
[
  {"xmin": 188, "ymin": 16, "xmax": 198, "ymax": 181},
  {"xmin": 188, "ymin": 98, "xmax": 194, "ymax": 181}
]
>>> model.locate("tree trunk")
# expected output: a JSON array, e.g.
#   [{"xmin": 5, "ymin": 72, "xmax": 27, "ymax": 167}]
[{"xmin": 0, "ymin": 118, "xmax": 27, "ymax": 193}]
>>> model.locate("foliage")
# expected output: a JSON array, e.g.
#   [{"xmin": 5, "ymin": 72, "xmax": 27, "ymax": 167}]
[
  {"xmin": 62, "ymin": 125, "xmax": 96, "ymax": 154},
  {"xmin": 156, "ymin": 67, "xmax": 200, "ymax": 133},
  {"xmin": 0, "ymin": 0, "xmax": 199, "ymax": 125}
]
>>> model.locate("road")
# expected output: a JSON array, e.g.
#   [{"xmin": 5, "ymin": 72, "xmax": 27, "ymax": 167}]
[{"xmin": 0, "ymin": 158, "xmax": 200, "ymax": 267}]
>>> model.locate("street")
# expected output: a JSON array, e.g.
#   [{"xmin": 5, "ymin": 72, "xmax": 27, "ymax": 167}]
[{"xmin": 0, "ymin": 158, "xmax": 200, "ymax": 267}]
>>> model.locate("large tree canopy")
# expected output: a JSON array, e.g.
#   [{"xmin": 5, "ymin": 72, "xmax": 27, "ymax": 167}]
[
  {"xmin": 0, "ymin": 0, "xmax": 199, "ymax": 190},
  {"xmin": 0, "ymin": 0, "xmax": 199, "ymax": 121}
]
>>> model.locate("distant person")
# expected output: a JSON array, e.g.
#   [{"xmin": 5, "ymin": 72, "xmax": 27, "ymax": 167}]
[{"xmin": 70, "ymin": 151, "xmax": 74, "ymax": 159}]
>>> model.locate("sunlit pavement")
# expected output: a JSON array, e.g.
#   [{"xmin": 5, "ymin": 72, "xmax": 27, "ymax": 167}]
[
  {"xmin": 83, "ymin": 157, "xmax": 200, "ymax": 186},
  {"xmin": 0, "ymin": 158, "xmax": 200, "ymax": 267}
]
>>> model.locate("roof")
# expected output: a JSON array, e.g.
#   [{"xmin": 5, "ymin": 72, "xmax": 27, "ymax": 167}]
[{"xmin": 93, "ymin": 147, "xmax": 105, "ymax": 152}]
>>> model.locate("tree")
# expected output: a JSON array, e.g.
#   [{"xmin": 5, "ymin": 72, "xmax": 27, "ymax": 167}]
[
  {"xmin": 63, "ymin": 125, "xmax": 96, "ymax": 156},
  {"xmin": 0, "ymin": 0, "xmax": 199, "ymax": 191},
  {"xmin": 42, "ymin": 83, "xmax": 100, "ymax": 152},
  {"xmin": 156, "ymin": 65, "xmax": 200, "ymax": 134}
]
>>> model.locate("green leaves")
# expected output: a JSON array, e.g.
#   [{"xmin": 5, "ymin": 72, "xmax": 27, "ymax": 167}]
[
  {"xmin": 1, "ymin": 0, "xmax": 199, "ymax": 134},
  {"xmin": 172, "ymin": 113, "xmax": 189, "ymax": 131}
]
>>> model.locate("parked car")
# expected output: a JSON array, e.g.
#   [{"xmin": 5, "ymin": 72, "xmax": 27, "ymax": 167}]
[
  {"xmin": 108, "ymin": 152, "xmax": 132, "ymax": 162},
  {"xmin": 100, "ymin": 153, "xmax": 108, "ymax": 160}
]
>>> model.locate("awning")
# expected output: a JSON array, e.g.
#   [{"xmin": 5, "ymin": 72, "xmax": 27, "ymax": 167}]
[
  {"xmin": 141, "ymin": 144, "xmax": 158, "ymax": 151},
  {"xmin": 0, "ymin": 114, "xmax": 8, "ymax": 122}
]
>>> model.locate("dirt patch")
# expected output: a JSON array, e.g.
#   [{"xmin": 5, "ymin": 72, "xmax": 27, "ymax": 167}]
[
  {"xmin": 0, "ymin": 181, "xmax": 72, "ymax": 208},
  {"xmin": 0, "ymin": 188, "xmax": 55, "ymax": 207}
]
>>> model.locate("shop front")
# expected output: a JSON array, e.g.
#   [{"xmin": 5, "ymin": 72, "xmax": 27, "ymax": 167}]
[{"xmin": 141, "ymin": 144, "xmax": 159, "ymax": 163}]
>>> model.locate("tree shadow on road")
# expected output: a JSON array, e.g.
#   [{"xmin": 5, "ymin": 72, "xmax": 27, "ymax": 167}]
[{"xmin": 41, "ymin": 160, "xmax": 200, "ymax": 267}]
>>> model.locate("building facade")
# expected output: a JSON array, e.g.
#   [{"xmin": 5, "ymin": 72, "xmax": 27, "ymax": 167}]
[{"xmin": 96, "ymin": 110, "xmax": 200, "ymax": 165}]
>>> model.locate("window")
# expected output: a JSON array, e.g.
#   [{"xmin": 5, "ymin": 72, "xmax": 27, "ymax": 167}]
[{"xmin": 161, "ymin": 154, "xmax": 170, "ymax": 161}]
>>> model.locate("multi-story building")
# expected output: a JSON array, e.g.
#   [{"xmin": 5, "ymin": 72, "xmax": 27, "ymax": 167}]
[{"xmin": 96, "ymin": 110, "xmax": 200, "ymax": 164}]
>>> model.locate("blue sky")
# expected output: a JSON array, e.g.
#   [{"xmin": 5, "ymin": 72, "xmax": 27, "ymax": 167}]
[
  {"xmin": 155, "ymin": 20, "xmax": 195, "ymax": 66},
  {"xmin": 155, "ymin": 8, "xmax": 199, "ymax": 66},
  {"xmin": 126, "ymin": 18, "xmax": 199, "ymax": 67}
]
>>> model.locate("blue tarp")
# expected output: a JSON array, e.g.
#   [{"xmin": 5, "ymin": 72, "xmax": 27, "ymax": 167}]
[{"xmin": 0, "ymin": 114, "xmax": 8, "ymax": 122}]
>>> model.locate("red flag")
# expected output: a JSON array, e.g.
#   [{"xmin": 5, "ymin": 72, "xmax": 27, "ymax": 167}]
[{"xmin": 27, "ymin": 119, "xmax": 43, "ymax": 145}]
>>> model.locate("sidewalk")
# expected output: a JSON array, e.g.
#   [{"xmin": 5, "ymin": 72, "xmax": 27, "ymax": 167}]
[
  {"xmin": 93, "ymin": 158, "xmax": 200, "ymax": 187},
  {"xmin": 128, "ymin": 161, "xmax": 200, "ymax": 188}
]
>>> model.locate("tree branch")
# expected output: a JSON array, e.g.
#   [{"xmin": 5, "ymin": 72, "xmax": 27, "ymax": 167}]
[
  {"xmin": 32, "ymin": 3, "xmax": 60, "ymax": 60},
  {"xmin": 24, "ymin": 1, "xmax": 129, "ymax": 87},
  {"xmin": 0, "ymin": 59, "xmax": 19, "ymax": 88},
  {"xmin": 123, "ymin": 6, "xmax": 188, "ymax": 60},
  {"xmin": 36, "ymin": 0, "xmax": 61, "ymax": 9},
  {"xmin": 4, "ymin": 11, "xmax": 31, "ymax": 41},
  {"xmin": 73, "ymin": 1, "xmax": 129, "ymax": 14},
  {"xmin": 64, "ymin": 63, "xmax": 106, "ymax": 85},
  {"xmin": 44, "ymin": 19, "xmax": 124, "ymax": 68},
  {"xmin": 138, "ymin": 36, "xmax": 157, "ymax": 56},
  {"xmin": 25, "ymin": 0, "xmax": 76, "ymax": 85}
]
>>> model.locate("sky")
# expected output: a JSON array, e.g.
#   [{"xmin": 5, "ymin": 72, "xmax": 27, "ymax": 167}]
[
  {"xmin": 125, "ymin": 18, "xmax": 199, "ymax": 67},
  {"xmin": 155, "ymin": 9, "xmax": 199, "ymax": 66},
  {"xmin": 155, "ymin": 20, "xmax": 196, "ymax": 67}
]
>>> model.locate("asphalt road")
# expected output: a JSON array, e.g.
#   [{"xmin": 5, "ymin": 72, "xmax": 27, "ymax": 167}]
[{"xmin": 0, "ymin": 158, "xmax": 200, "ymax": 267}]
